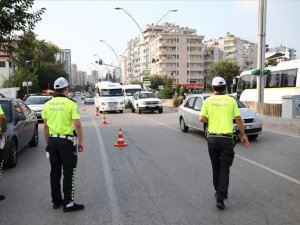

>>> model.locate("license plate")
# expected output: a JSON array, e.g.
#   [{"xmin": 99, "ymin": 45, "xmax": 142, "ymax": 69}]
[
  {"xmin": 245, "ymin": 125, "xmax": 252, "ymax": 129},
  {"xmin": 148, "ymin": 105, "xmax": 156, "ymax": 107}
]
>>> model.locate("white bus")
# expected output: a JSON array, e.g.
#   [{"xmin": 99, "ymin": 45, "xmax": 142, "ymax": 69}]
[
  {"xmin": 94, "ymin": 82, "xmax": 125, "ymax": 113},
  {"xmin": 237, "ymin": 59, "xmax": 300, "ymax": 104},
  {"xmin": 122, "ymin": 84, "xmax": 142, "ymax": 108}
]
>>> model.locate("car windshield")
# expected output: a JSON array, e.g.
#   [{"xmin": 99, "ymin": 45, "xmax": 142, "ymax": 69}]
[
  {"xmin": 230, "ymin": 96, "xmax": 246, "ymax": 108},
  {"xmin": 125, "ymin": 89, "xmax": 141, "ymax": 96},
  {"xmin": 25, "ymin": 96, "xmax": 51, "ymax": 105},
  {"xmin": 0, "ymin": 101, "xmax": 12, "ymax": 123},
  {"xmin": 100, "ymin": 89, "xmax": 123, "ymax": 97},
  {"xmin": 139, "ymin": 93, "xmax": 157, "ymax": 99}
]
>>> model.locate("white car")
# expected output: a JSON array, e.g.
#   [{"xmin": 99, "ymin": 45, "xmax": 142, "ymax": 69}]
[
  {"xmin": 132, "ymin": 91, "xmax": 163, "ymax": 114},
  {"xmin": 178, "ymin": 94, "xmax": 262, "ymax": 140},
  {"xmin": 25, "ymin": 94, "xmax": 53, "ymax": 122}
]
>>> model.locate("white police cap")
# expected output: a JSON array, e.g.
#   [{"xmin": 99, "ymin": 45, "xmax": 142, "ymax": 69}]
[{"xmin": 54, "ymin": 77, "xmax": 69, "ymax": 89}]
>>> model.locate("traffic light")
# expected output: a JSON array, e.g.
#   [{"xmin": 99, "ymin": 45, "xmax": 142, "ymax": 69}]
[
  {"xmin": 251, "ymin": 69, "xmax": 271, "ymax": 75},
  {"xmin": 98, "ymin": 59, "xmax": 103, "ymax": 65}
]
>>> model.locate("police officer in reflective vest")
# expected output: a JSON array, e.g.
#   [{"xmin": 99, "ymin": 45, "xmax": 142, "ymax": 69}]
[
  {"xmin": 42, "ymin": 77, "xmax": 85, "ymax": 212},
  {"xmin": 0, "ymin": 105, "xmax": 7, "ymax": 201},
  {"xmin": 199, "ymin": 77, "xmax": 249, "ymax": 210}
]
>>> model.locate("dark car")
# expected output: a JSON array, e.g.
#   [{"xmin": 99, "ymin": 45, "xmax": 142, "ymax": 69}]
[{"xmin": 0, "ymin": 98, "xmax": 39, "ymax": 167}]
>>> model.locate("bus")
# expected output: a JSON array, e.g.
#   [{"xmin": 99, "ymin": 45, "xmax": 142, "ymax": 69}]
[
  {"xmin": 237, "ymin": 59, "xmax": 300, "ymax": 104},
  {"xmin": 94, "ymin": 82, "xmax": 125, "ymax": 113},
  {"xmin": 122, "ymin": 84, "xmax": 142, "ymax": 108}
]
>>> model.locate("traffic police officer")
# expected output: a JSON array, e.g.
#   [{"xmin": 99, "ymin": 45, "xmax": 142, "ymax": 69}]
[
  {"xmin": 0, "ymin": 105, "xmax": 7, "ymax": 201},
  {"xmin": 199, "ymin": 77, "xmax": 249, "ymax": 210},
  {"xmin": 42, "ymin": 77, "xmax": 85, "ymax": 212}
]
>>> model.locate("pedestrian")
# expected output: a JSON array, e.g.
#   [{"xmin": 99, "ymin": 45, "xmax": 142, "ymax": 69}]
[
  {"xmin": 0, "ymin": 105, "xmax": 7, "ymax": 201},
  {"xmin": 199, "ymin": 76, "xmax": 249, "ymax": 210},
  {"xmin": 42, "ymin": 77, "xmax": 85, "ymax": 212}
]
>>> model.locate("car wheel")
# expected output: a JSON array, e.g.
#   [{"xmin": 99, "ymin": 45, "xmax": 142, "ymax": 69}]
[
  {"xmin": 248, "ymin": 134, "xmax": 258, "ymax": 140},
  {"xmin": 158, "ymin": 108, "xmax": 163, "ymax": 114},
  {"xmin": 138, "ymin": 107, "xmax": 142, "ymax": 114},
  {"xmin": 180, "ymin": 117, "xmax": 189, "ymax": 132},
  {"xmin": 7, "ymin": 139, "xmax": 18, "ymax": 168},
  {"xmin": 120, "ymin": 110, "xmax": 123, "ymax": 113},
  {"xmin": 131, "ymin": 108, "xmax": 135, "ymax": 113},
  {"xmin": 29, "ymin": 126, "xmax": 39, "ymax": 147}
]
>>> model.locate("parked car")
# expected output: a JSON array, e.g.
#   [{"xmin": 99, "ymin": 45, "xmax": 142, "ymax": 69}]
[
  {"xmin": 0, "ymin": 98, "xmax": 39, "ymax": 167},
  {"xmin": 178, "ymin": 94, "xmax": 262, "ymax": 140},
  {"xmin": 131, "ymin": 91, "xmax": 163, "ymax": 114},
  {"xmin": 84, "ymin": 95, "xmax": 94, "ymax": 104},
  {"xmin": 24, "ymin": 94, "xmax": 52, "ymax": 122}
]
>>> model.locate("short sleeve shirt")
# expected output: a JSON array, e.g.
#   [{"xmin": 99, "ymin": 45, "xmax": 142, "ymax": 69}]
[
  {"xmin": 200, "ymin": 95, "xmax": 240, "ymax": 134},
  {"xmin": 42, "ymin": 96, "xmax": 80, "ymax": 135}
]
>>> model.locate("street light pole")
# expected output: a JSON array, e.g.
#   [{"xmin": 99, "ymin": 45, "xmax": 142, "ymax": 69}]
[{"xmin": 99, "ymin": 40, "xmax": 122, "ymax": 82}]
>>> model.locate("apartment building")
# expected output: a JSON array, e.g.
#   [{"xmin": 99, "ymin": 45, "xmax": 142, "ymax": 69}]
[
  {"xmin": 0, "ymin": 54, "xmax": 21, "ymax": 87},
  {"xmin": 127, "ymin": 23, "xmax": 205, "ymax": 86},
  {"xmin": 78, "ymin": 70, "xmax": 87, "ymax": 86},
  {"xmin": 265, "ymin": 44, "xmax": 297, "ymax": 63},
  {"xmin": 70, "ymin": 64, "xmax": 79, "ymax": 87},
  {"xmin": 91, "ymin": 70, "xmax": 99, "ymax": 85},
  {"xmin": 204, "ymin": 32, "xmax": 257, "ymax": 71},
  {"xmin": 57, "ymin": 49, "xmax": 71, "ymax": 78}
]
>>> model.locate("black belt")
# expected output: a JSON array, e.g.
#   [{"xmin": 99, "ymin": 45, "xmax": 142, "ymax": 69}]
[{"xmin": 208, "ymin": 133, "xmax": 233, "ymax": 138}]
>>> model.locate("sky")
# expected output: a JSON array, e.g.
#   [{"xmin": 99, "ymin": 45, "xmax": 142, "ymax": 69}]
[{"xmin": 31, "ymin": 0, "xmax": 300, "ymax": 75}]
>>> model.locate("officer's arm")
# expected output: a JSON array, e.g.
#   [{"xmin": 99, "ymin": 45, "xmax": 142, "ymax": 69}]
[
  {"xmin": 235, "ymin": 116, "xmax": 249, "ymax": 148},
  {"xmin": 73, "ymin": 119, "xmax": 84, "ymax": 151},
  {"xmin": 199, "ymin": 115, "xmax": 208, "ymax": 123},
  {"xmin": 44, "ymin": 120, "xmax": 49, "ymax": 146}
]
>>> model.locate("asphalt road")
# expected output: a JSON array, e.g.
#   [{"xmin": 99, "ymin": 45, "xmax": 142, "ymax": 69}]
[{"xmin": 0, "ymin": 100, "xmax": 299, "ymax": 225}]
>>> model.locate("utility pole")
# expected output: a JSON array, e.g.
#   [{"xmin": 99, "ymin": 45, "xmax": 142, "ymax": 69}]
[{"xmin": 257, "ymin": 0, "xmax": 267, "ymax": 103}]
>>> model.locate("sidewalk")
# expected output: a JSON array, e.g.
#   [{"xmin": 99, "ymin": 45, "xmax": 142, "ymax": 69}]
[{"xmin": 259, "ymin": 114, "xmax": 300, "ymax": 137}]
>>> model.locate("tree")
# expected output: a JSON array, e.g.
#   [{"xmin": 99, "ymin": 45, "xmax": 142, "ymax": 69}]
[
  {"xmin": 208, "ymin": 60, "xmax": 240, "ymax": 93},
  {"xmin": 2, "ymin": 68, "xmax": 39, "ymax": 97},
  {"xmin": 0, "ymin": 0, "xmax": 45, "ymax": 52},
  {"xmin": 150, "ymin": 75, "xmax": 173, "ymax": 91}
]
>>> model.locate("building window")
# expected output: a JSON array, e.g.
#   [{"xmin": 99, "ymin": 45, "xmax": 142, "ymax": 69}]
[{"xmin": 0, "ymin": 61, "xmax": 5, "ymax": 67}]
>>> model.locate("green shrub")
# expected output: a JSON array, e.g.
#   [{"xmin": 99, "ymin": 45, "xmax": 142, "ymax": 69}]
[{"xmin": 158, "ymin": 88, "xmax": 174, "ymax": 99}]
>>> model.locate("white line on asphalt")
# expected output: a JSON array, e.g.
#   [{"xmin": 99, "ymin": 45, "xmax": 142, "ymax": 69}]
[
  {"xmin": 90, "ymin": 113, "xmax": 123, "ymax": 225},
  {"xmin": 235, "ymin": 155, "xmax": 300, "ymax": 185},
  {"xmin": 263, "ymin": 128, "xmax": 300, "ymax": 138},
  {"xmin": 144, "ymin": 116, "xmax": 300, "ymax": 186}
]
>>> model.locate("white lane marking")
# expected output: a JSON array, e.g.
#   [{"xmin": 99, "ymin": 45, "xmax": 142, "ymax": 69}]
[
  {"xmin": 235, "ymin": 155, "xmax": 300, "ymax": 185},
  {"xmin": 143, "ymin": 116, "xmax": 300, "ymax": 186},
  {"xmin": 263, "ymin": 128, "xmax": 300, "ymax": 138},
  {"xmin": 89, "ymin": 113, "xmax": 123, "ymax": 225}
]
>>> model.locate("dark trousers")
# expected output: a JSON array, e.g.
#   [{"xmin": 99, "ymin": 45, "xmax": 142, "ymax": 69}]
[
  {"xmin": 48, "ymin": 138, "xmax": 77, "ymax": 205},
  {"xmin": 207, "ymin": 136, "xmax": 235, "ymax": 200}
]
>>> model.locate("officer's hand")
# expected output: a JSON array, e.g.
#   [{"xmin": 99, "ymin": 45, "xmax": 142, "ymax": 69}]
[
  {"xmin": 2, "ymin": 132, "xmax": 7, "ymax": 142},
  {"xmin": 78, "ymin": 143, "xmax": 84, "ymax": 152},
  {"xmin": 240, "ymin": 134, "xmax": 249, "ymax": 148}
]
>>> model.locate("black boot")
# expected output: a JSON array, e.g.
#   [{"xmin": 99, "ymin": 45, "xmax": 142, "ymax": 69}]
[
  {"xmin": 63, "ymin": 202, "xmax": 84, "ymax": 212},
  {"xmin": 0, "ymin": 195, "xmax": 5, "ymax": 201},
  {"xmin": 216, "ymin": 199, "xmax": 225, "ymax": 210}
]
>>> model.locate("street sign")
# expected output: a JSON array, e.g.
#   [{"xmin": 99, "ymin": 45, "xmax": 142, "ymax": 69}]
[{"xmin": 22, "ymin": 81, "xmax": 32, "ymax": 87}]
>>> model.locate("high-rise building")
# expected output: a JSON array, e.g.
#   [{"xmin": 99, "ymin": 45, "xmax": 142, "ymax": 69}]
[
  {"xmin": 91, "ymin": 70, "xmax": 99, "ymax": 84},
  {"xmin": 127, "ymin": 23, "xmax": 205, "ymax": 87},
  {"xmin": 57, "ymin": 49, "xmax": 71, "ymax": 78},
  {"xmin": 204, "ymin": 32, "xmax": 257, "ymax": 71},
  {"xmin": 70, "ymin": 64, "xmax": 78, "ymax": 87}
]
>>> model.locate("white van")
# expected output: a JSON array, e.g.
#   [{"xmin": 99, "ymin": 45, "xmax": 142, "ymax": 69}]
[
  {"xmin": 122, "ymin": 84, "xmax": 142, "ymax": 108},
  {"xmin": 94, "ymin": 82, "xmax": 125, "ymax": 113}
]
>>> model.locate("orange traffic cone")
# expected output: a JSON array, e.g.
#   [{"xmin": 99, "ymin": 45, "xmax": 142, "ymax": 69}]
[
  {"xmin": 100, "ymin": 114, "xmax": 108, "ymax": 125},
  {"xmin": 114, "ymin": 128, "xmax": 127, "ymax": 147}
]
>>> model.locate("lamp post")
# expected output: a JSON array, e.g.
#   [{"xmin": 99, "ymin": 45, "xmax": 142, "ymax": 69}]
[
  {"xmin": 115, "ymin": 7, "xmax": 177, "ymax": 80},
  {"xmin": 99, "ymin": 40, "xmax": 122, "ymax": 82}
]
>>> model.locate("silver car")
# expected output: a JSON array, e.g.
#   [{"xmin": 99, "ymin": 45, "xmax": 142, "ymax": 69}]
[
  {"xmin": 178, "ymin": 94, "xmax": 262, "ymax": 140},
  {"xmin": 25, "ymin": 94, "xmax": 52, "ymax": 122}
]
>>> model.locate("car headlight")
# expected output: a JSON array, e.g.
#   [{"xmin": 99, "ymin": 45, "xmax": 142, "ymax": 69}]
[
  {"xmin": 101, "ymin": 102, "xmax": 106, "ymax": 106},
  {"xmin": 119, "ymin": 101, "xmax": 124, "ymax": 105},
  {"xmin": 255, "ymin": 113, "xmax": 262, "ymax": 122},
  {"xmin": 141, "ymin": 101, "xmax": 147, "ymax": 105}
]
